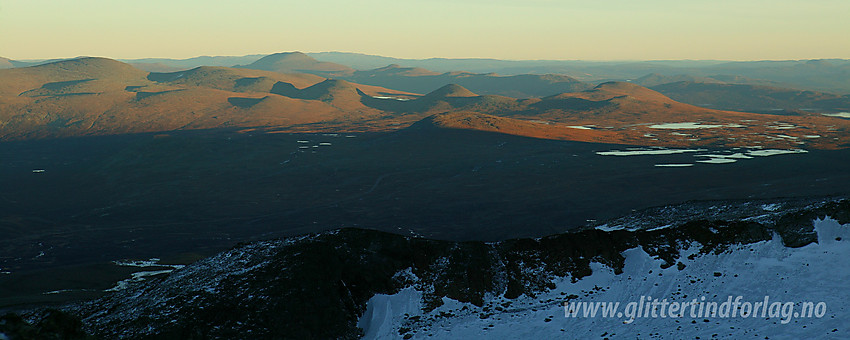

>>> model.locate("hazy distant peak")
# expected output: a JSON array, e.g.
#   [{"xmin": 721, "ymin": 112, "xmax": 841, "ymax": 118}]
[
  {"xmin": 240, "ymin": 52, "xmax": 354, "ymax": 75},
  {"xmin": 594, "ymin": 81, "xmax": 642, "ymax": 90},
  {"xmin": 424, "ymin": 84, "xmax": 478, "ymax": 98},
  {"xmin": 367, "ymin": 64, "xmax": 440, "ymax": 76},
  {"xmin": 39, "ymin": 56, "xmax": 135, "ymax": 70},
  {"xmin": 593, "ymin": 81, "xmax": 671, "ymax": 101},
  {"xmin": 248, "ymin": 52, "xmax": 319, "ymax": 67},
  {"xmin": 310, "ymin": 78, "xmax": 356, "ymax": 90},
  {"xmin": 443, "ymin": 71, "xmax": 475, "ymax": 76},
  {"xmin": 0, "ymin": 57, "xmax": 13, "ymax": 69},
  {"xmin": 633, "ymin": 73, "xmax": 724, "ymax": 87},
  {"xmin": 266, "ymin": 51, "xmax": 312, "ymax": 61},
  {"xmin": 804, "ymin": 59, "xmax": 833, "ymax": 67},
  {"xmin": 24, "ymin": 57, "xmax": 148, "ymax": 81}
]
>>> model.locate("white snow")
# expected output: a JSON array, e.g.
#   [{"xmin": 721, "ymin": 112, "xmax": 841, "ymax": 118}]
[
  {"xmin": 106, "ymin": 270, "xmax": 176, "ymax": 292},
  {"xmin": 113, "ymin": 258, "xmax": 164, "ymax": 267},
  {"xmin": 358, "ymin": 218, "xmax": 850, "ymax": 339},
  {"xmin": 372, "ymin": 96, "xmax": 411, "ymax": 101},
  {"xmin": 105, "ymin": 258, "xmax": 185, "ymax": 292},
  {"xmin": 746, "ymin": 149, "xmax": 808, "ymax": 157},
  {"xmin": 649, "ymin": 123, "xmax": 744, "ymax": 129},
  {"xmin": 567, "ymin": 126, "xmax": 594, "ymax": 130},
  {"xmin": 694, "ymin": 152, "xmax": 757, "ymax": 164},
  {"xmin": 596, "ymin": 149, "xmax": 705, "ymax": 156},
  {"xmin": 695, "ymin": 153, "xmax": 753, "ymax": 160},
  {"xmin": 594, "ymin": 224, "xmax": 619, "ymax": 232},
  {"xmin": 359, "ymin": 288, "xmax": 424, "ymax": 339},
  {"xmin": 654, "ymin": 164, "xmax": 694, "ymax": 168},
  {"xmin": 761, "ymin": 204, "xmax": 781, "ymax": 212},
  {"xmin": 696, "ymin": 158, "xmax": 738, "ymax": 164},
  {"xmin": 646, "ymin": 224, "xmax": 674, "ymax": 232},
  {"xmin": 822, "ymin": 112, "xmax": 850, "ymax": 119}
]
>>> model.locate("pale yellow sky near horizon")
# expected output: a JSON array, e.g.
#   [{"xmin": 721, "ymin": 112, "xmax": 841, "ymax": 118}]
[{"xmin": 1, "ymin": 0, "xmax": 847, "ymax": 61}]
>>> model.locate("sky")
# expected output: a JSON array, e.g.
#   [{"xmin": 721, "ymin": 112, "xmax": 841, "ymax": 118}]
[{"xmin": 1, "ymin": 0, "xmax": 848, "ymax": 61}]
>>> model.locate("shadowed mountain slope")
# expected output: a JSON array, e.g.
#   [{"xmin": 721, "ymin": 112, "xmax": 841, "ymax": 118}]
[
  {"xmin": 0, "ymin": 57, "xmax": 149, "ymax": 96},
  {"xmin": 55, "ymin": 200, "xmax": 850, "ymax": 338},
  {"xmin": 147, "ymin": 66, "xmax": 326, "ymax": 93}
]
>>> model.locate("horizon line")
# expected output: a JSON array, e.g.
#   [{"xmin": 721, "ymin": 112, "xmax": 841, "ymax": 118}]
[{"xmin": 5, "ymin": 51, "xmax": 849, "ymax": 64}]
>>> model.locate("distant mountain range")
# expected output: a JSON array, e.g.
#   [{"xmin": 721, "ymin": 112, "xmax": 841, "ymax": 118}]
[
  {"xmin": 305, "ymin": 52, "xmax": 850, "ymax": 94},
  {"xmin": 125, "ymin": 54, "xmax": 267, "ymax": 72},
  {"xmin": 631, "ymin": 73, "xmax": 786, "ymax": 88},
  {"xmin": 7, "ymin": 52, "xmax": 850, "ymax": 93},
  {"xmin": 649, "ymin": 81, "xmax": 850, "ymax": 113},
  {"xmin": 1, "ymin": 54, "xmax": 850, "ymax": 149},
  {"xmin": 228, "ymin": 52, "xmax": 591, "ymax": 98}
]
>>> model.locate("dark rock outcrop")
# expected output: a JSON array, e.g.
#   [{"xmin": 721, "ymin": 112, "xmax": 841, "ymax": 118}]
[{"xmin": 53, "ymin": 198, "xmax": 849, "ymax": 339}]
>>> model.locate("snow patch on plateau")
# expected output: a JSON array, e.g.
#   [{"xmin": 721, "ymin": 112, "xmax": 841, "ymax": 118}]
[
  {"xmin": 372, "ymin": 96, "xmax": 410, "ymax": 101},
  {"xmin": 649, "ymin": 122, "xmax": 744, "ymax": 129},
  {"xmin": 105, "ymin": 258, "xmax": 185, "ymax": 292},
  {"xmin": 696, "ymin": 158, "xmax": 738, "ymax": 164},
  {"xmin": 695, "ymin": 153, "xmax": 753, "ymax": 160},
  {"xmin": 596, "ymin": 148, "xmax": 705, "ymax": 156},
  {"xmin": 822, "ymin": 112, "xmax": 850, "ymax": 119},
  {"xmin": 654, "ymin": 164, "xmax": 694, "ymax": 168},
  {"xmin": 747, "ymin": 149, "xmax": 808, "ymax": 157},
  {"xmin": 761, "ymin": 203, "xmax": 781, "ymax": 212}
]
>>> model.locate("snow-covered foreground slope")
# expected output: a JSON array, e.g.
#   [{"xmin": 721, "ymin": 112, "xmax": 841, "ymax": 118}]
[
  {"xmin": 359, "ymin": 217, "xmax": 849, "ymax": 339},
  {"xmin": 60, "ymin": 198, "xmax": 850, "ymax": 339}
]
